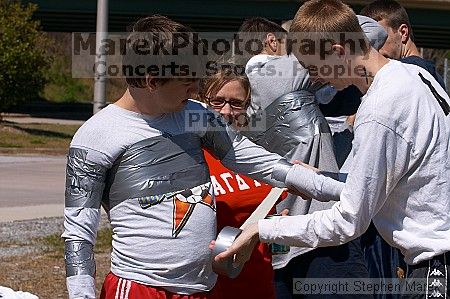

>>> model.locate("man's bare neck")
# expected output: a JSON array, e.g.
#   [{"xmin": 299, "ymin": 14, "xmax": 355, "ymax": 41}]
[
  {"xmin": 115, "ymin": 88, "xmax": 164, "ymax": 117},
  {"xmin": 403, "ymin": 40, "xmax": 421, "ymax": 58},
  {"xmin": 353, "ymin": 48, "xmax": 389, "ymax": 94}
]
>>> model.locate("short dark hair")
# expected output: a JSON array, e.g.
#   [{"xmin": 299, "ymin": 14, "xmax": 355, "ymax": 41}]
[
  {"xmin": 238, "ymin": 17, "xmax": 287, "ymax": 41},
  {"xmin": 234, "ymin": 17, "xmax": 287, "ymax": 64},
  {"xmin": 123, "ymin": 15, "xmax": 201, "ymax": 88},
  {"xmin": 360, "ymin": 0, "xmax": 414, "ymax": 41}
]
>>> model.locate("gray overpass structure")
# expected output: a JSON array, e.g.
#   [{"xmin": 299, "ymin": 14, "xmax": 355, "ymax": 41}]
[{"xmin": 23, "ymin": 0, "xmax": 450, "ymax": 49}]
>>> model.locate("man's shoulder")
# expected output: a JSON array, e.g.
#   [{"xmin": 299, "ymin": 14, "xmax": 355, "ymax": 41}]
[
  {"xmin": 401, "ymin": 55, "xmax": 437, "ymax": 77},
  {"xmin": 401, "ymin": 56, "xmax": 446, "ymax": 90},
  {"xmin": 375, "ymin": 61, "xmax": 443, "ymax": 99},
  {"xmin": 357, "ymin": 62, "xmax": 411, "ymax": 120},
  {"xmin": 185, "ymin": 99, "xmax": 223, "ymax": 120},
  {"xmin": 184, "ymin": 99, "xmax": 217, "ymax": 119},
  {"xmin": 401, "ymin": 56, "xmax": 428, "ymax": 68},
  {"xmin": 368, "ymin": 61, "xmax": 427, "ymax": 100},
  {"xmin": 185, "ymin": 99, "xmax": 208, "ymax": 110},
  {"xmin": 72, "ymin": 105, "xmax": 121, "ymax": 140},
  {"xmin": 70, "ymin": 104, "xmax": 154, "ymax": 165},
  {"xmin": 357, "ymin": 61, "xmax": 444, "ymax": 137}
]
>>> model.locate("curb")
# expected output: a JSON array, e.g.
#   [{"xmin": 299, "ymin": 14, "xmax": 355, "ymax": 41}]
[
  {"xmin": 0, "ymin": 113, "xmax": 32, "ymax": 118},
  {"xmin": 0, "ymin": 204, "xmax": 64, "ymax": 222}
]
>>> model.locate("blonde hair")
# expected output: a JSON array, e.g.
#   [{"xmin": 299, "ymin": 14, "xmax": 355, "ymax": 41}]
[
  {"xmin": 288, "ymin": 0, "xmax": 370, "ymax": 56},
  {"xmin": 199, "ymin": 66, "xmax": 251, "ymax": 107}
]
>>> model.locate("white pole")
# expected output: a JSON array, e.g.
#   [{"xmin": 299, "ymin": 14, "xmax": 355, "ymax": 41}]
[{"xmin": 93, "ymin": 0, "xmax": 109, "ymax": 114}]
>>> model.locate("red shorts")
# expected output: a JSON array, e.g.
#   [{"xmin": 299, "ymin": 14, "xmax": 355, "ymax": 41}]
[{"xmin": 100, "ymin": 272, "xmax": 222, "ymax": 299}]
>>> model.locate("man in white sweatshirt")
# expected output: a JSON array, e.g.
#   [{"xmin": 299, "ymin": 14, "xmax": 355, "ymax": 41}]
[
  {"xmin": 237, "ymin": 17, "xmax": 378, "ymax": 299},
  {"xmin": 214, "ymin": 1, "xmax": 450, "ymax": 298}
]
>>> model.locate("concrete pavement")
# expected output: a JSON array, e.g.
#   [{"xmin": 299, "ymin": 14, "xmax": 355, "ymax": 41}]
[
  {"xmin": 0, "ymin": 114, "xmax": 87, "ymax": 222},
  {"xmin": 0, "ymin": 155, "xmax": 67, "ymax": 222}
]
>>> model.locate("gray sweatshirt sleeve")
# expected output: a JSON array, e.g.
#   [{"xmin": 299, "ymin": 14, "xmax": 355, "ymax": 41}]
[
  {"xmin": 259, "ymin": 121, "xmax": 411, "ymax": 247},
  {"xmin": 220, "ymin": 130, "xmax": 290, "ymax": 187},
  {"xmin": 273, "ymin": 164, "xmax": 345, "ymax": 202},
  {"xmin": 200, "ymin": 113, "xmax": 290, "ymax": 187},
  {"xmin": 62, "ymin": 147, "xmax": 109, "ymax": 299}
]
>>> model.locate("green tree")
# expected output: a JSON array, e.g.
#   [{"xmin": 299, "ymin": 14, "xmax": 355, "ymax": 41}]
[{"xmin": 0, "ymin": 0, "xmax": 51, "ymax": 116}]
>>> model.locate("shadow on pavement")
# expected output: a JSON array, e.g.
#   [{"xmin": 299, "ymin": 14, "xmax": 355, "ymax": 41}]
[
  {"xmin": 6, "ymin": 99, "xmax": 93, "ymax": 121},
  {"xmin": 6, "ymin": 124, "xmax": 74, "ymax": 138}
]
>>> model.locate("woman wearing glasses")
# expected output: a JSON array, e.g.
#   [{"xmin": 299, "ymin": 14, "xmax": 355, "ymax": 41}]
[{"xmin": 199, "ymin": 68, "xmax": 279, "ymax": 299}]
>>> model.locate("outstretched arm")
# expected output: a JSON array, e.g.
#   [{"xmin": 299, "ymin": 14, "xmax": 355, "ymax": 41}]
[
  {"xmin": 215, "ymin": 121, "xmax": 411, "ymax": 265},
  {"xmin": 200, "ymin": 111, "xmax": 289, "ymax": 186},
  {"xmin": 201, "ymin": 111, "xmax": 346, "ymax": 201},
  {"xmin": 62, "ymin": 148, "xmax": 108, "ymax": 299}
]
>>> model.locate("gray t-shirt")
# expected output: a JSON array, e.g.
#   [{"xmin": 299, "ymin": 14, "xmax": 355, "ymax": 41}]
[{"xmin": 63, "ymin": 101, "xmax": 288, "ymax": 297}]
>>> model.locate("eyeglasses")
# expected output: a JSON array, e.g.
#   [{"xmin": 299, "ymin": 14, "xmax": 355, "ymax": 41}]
[{"xmin": 207, "ymin": 97, "xmax": 248, "ymax": 110}]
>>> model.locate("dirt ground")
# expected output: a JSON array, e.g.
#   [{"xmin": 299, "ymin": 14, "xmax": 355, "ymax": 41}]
[
  {"xmin": 0, "ymin": 252, "xmax": 111, "ymax": 298},
  {"xmin": 0, "ymin": 227, "xmax": 112, "ymax": 298}
]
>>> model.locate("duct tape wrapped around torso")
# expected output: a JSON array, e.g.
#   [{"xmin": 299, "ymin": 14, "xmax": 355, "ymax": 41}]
[
  {"xmin": 63, "ymin": 102, "xmax": 291, "ymax": 292},
  {"xmin": 242, "ymin": 89, "xmax": 340, "ymax": 270}
]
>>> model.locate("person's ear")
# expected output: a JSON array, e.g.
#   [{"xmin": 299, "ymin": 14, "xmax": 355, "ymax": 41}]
[
  {"xmin": 145, "ymin": 75, "xmax": 158, "ymax": 91},
  {"xmin": 398, "ymin": 24, "xmax": 409, "ymax": 43},
  {"xmin": 266, "ymin": 33, "xmax": 278, "ymax": 53},
  {"xmin": 332, "ymin": 44, "xmax": 346, "ymax": 58},
  {"xmin": 332, "ymin": 44, "xmax": 351, "ymax": 65}
]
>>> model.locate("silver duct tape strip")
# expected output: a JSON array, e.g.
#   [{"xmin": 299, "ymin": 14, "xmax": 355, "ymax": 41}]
[
  {"xmin": 65, "ymin": 148, "xmax": 107, "ymax": 208},
  {"xmin": 200, "ymin": 112, "xmax": 235, "ymax": 160},
  {"xmin": 65, "ymin": 240, "xmax": 96, "ymax": 277},
  {"xmin": 106, "ymin": 134, "xmax": 211, "ymax": 210},
  {"xmin": 240, "ymin": 187, "xmax": 285, "ymax": 229},
  {"xmin": 244, "ymin": 91, "xmax": 331, "ymax": 158},
  {"xmin": 212, "ymin": 226, "xmax": 244, "ymax": 278},
  {"xmin": 272, "ymin": 160, "xmax": 293, "ymax": 183}
]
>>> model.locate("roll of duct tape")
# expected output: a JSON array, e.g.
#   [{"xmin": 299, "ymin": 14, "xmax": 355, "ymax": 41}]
[
  {"xmin": 212, "ymin": 226, "xmax": 243, "ymax": 278},
  {"xmin": 212, "ymin": 188, "xmax": 284, "ymax": 278}
]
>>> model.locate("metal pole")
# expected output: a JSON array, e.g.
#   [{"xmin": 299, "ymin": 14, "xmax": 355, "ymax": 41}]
[
  {"xmin": 93, "ymin": 0, "xmax": 109, "ymax": 114},
  {"xmin": 444, "ymin": 58, "xmax": 448, "ymax": 91}
]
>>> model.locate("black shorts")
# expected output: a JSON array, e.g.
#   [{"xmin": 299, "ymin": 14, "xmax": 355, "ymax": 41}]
[{"xmin": 402, "ymin": 252, "xmax": 449, "ymax": 299}]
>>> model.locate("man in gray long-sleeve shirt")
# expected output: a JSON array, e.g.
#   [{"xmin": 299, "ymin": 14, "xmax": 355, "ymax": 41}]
[
  {"xmin": 214, "ymin": 1, "xmax": 450, "ymax": 298},
  {"xmin": 63, "ymin": 15, "xmax": 296, "ymax": 299}
]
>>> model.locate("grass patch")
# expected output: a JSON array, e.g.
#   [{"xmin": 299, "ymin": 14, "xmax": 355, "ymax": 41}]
[
  {"xmin": 0, "ymin": 213, "xmax": 112, "ymax": 298},
  {"xmin": 0, "ymin": 143, "xmax": 22, "ymax": 148},
  {"xmin": 0, "ymin": 122, "xmax": 80, "ymax": 154},
  {"xmin": 42, "ymin": 227, "xmax": 113, "ymax": 256},
  {"xmin": 96, "ymin": 227, "xmax": 114, "ymax": 252}
]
